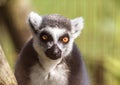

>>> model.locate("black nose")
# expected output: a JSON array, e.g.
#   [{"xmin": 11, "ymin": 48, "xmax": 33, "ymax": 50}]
[{"xmin": 45, "ymin": 44, "xmax": 62, "ymax": 60}]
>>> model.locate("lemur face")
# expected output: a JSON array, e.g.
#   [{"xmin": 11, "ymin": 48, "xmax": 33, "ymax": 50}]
[
  {"xmin": 36, "ymin": 27, "xmax": 72, "ymax": 60},
  {"xmin": 28, "ymin": 12, "xmax": 84, "ymax": 60}
]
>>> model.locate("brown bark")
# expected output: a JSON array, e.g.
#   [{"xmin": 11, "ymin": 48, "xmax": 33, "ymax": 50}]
[{"xmin": 0, "ymin": 45, "xmax": 17, "ymax": 85}]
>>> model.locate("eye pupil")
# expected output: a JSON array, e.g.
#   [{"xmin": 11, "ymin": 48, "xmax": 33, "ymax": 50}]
[
  {"xmin": 42, "ymin": 35, "xmax": 48, "ymax": 40},
  {"xmin": 62, "ymin": 37, "xmax": 69, "ymax": 43}
]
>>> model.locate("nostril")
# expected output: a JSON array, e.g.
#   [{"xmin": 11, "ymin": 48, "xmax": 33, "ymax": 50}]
[{"xmin": 58, "ymin": 50, "xmax": 62, "ymax": 55}]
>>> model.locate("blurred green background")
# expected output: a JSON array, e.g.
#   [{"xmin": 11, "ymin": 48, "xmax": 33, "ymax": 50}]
[{"xmin": 0, "ymin": 0, "xmax": 120, "ymax": 85}]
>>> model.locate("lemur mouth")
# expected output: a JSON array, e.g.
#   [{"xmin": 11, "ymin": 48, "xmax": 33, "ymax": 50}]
[{"xmin": 45, "ymin": 44, "xmax": 62, "ymax": 60}]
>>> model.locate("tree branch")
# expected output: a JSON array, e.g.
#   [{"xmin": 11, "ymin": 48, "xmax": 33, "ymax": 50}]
[{"xmin": 0, "ymin": 45, "xmax": 17, "ymax": 85}]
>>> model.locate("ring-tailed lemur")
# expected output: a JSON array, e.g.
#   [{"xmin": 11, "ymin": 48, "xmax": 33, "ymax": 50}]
[{"xmin": 15, "ymin": 12, "xmax": 89, "ymax": 85}]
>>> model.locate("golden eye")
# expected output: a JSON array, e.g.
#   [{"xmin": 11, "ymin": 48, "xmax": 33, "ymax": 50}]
[
  {"xmin": 62, "ymin": 37, "xmax": 69, "ymax": 43},
  {"xmin": 42, "ymin": 35, "xmax": 48, "ymax": 40}
]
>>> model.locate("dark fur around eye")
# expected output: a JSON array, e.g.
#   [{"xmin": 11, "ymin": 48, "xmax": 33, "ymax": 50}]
[
  {"xmin": 39, "ymin": 31, "xmax": 53, "ymax": 43},
  {"xmin": 59, "ymin": 34, "xmax": 70, "ymax": 44}
]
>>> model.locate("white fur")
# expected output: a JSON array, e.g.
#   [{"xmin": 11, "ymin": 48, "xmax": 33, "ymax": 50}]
[
  {"xmin": 30, "ymin": 60, "xmax": 69, "ymax": 85},
  {"xmin": 71, "ymin": 17, "xmax": 84, "ymax": 38},
  {"xmin": 28, "ymin": 12, "xmax": 42, "ymax": 30}
]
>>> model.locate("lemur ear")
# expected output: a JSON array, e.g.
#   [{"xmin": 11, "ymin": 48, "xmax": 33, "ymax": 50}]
[
  {"xmin": 71, "ymin": 17, "xmax": 84, "ymax": 39},
  {"xmin": 27, "ymin": 12, "xmax": 42, "ymax": 33}
]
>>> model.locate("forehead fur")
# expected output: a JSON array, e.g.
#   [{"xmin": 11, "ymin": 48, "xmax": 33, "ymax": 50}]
[{"xmin": 40, "ymin": 14, "xmax": 71, "ymax": 31}]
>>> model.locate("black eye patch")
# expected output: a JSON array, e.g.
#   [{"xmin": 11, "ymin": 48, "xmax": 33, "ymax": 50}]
[
  {"xmin": 59, "ymin": 34, "xmax": 70, "ymax": 44},
  {"xmin": 39, "ymin": 31, "xmax": 53, "ymax": 43}
]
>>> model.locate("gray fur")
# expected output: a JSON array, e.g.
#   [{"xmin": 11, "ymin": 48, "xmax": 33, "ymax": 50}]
[{"xmin": 40, "ymin": 14, "xmax": 71, "ymax": 31}]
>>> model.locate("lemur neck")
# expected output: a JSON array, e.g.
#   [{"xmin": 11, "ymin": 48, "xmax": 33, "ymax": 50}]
[{"xmin": 37, "ymin": 53, "xmax": 63, "ymax": 73}]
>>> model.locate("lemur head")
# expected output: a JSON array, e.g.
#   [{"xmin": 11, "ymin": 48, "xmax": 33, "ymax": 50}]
[{"xmin": 27, "ymin": 12, "xmax": 84, "ymax": 60}]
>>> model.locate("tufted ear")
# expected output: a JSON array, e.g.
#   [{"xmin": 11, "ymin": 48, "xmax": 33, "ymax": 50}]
[
  {"xmin": 27, "ymin": 12, "xmax": 42, "ymax": 33},
  {"xmin": 71, "ymin": 17, "xmax": 84, "ymax": 39}
]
